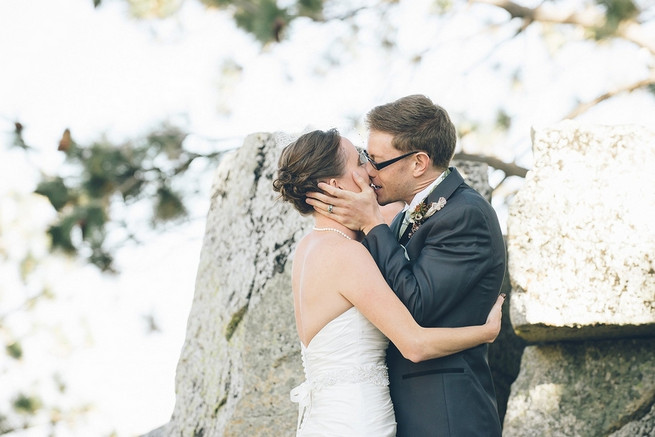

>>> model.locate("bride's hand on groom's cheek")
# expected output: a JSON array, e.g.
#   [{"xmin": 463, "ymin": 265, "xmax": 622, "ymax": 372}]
[{"xmin": 306, "ymin": 179, "xmax": 383, "ymax": 233}]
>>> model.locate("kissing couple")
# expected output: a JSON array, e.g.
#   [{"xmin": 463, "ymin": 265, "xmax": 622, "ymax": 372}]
[{"xmin": 273, "ymin": 95, "xmax": 506, "ymax": 436}]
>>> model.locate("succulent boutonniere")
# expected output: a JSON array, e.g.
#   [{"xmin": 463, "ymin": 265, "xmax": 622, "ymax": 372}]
[{"xmin": 407, "ymin": 196, "xmax": 447, "ymax": 239}]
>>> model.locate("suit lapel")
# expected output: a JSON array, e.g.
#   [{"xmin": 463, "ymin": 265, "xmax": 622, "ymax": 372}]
[
  {"xmin": 404, "ymin": 167, "xmax": 463, "ymax": 247},
  {"xmin": 390, "ymin": 209, "xmax": 404, "ymax": 239}
]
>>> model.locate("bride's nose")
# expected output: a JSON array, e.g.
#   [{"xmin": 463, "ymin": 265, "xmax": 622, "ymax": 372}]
[{"xmin": 365, "ymin": 162, "xmax": 377, "ymax": 177}]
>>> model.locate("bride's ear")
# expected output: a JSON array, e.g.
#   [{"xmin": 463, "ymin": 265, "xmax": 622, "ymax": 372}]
[{"xmin": 327, "ymin": 178, "xmax": 344, "ymax": 190}]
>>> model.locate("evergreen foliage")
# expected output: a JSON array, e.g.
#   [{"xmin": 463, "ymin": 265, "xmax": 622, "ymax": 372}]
[
  {"xmin": 2, "ymin": 0, "xmax": 653, "ymax": 432},
  {"xmin": 32, "ymin": 124, "xmax": 222, "ymax": 271}
]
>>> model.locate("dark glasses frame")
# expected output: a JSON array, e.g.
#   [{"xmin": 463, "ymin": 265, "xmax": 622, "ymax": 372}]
[{"xmin": 359, "ymin": 149, "xmax": 420, "ymax": 170}]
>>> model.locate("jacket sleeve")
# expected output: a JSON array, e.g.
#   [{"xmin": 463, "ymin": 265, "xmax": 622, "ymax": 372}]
[{"xmin": 363, "ymin": 198, "xmax": 500, "ymax": 327}]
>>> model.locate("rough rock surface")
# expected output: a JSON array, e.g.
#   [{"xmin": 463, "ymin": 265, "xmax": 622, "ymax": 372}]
[
  {"xmin": 508, "ymin": 122, "xmax": 655, "ymax": 342},
  {"xmin": 147, "ymin": 132, "xmax": 309, "ymax": 436},
  {"xmin": 504, "ymin": 339, "xmax": 655, "ymax": 437},
  {"xmin": 504, "ymin": 122, "xmax": 655, "ymax": 435},
  {"xmin": 146, "ymin": 132, "xmax": 501, "ymax": 436}
]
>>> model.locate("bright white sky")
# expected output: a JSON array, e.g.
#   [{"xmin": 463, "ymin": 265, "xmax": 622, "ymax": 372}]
[{"xmin": 1, "ymin": 0, "xmax": 654, "ymax": 435}]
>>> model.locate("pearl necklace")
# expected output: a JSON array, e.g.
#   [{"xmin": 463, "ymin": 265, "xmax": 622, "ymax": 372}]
[{"xmin": 312, "ymin": 226, "xmax": 352, "ymax": 240}]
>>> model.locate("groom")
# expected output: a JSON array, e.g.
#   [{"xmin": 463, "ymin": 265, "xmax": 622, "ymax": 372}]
[{"xmin": 307, "ymin": 95, "xmax": 505, "ymax": 436}]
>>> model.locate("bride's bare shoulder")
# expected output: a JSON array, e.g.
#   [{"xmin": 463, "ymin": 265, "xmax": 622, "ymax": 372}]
[{"xmin": 298, "ymin": 236, "xmax": 372, "ymax": 272}]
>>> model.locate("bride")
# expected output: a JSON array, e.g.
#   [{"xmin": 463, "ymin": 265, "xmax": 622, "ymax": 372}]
[{"xmin": 273, "ymin": 129, "xmax": 504, "ymax": 436}]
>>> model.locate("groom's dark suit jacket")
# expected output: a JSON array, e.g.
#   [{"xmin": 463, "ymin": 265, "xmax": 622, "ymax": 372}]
[{"xmin": 363, "ymin": 167, "xmax": 505, "ymax": 437}]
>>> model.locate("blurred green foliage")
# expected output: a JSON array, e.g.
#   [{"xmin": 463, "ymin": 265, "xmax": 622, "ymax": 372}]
[
  {"xmin": 594, "ymin": 0, "xmax": 639, "ymax": 39},
  {"xmin": 115, "ymin": 0, "xmax": 648, "ymax": 44},
  {"xmin": 6, "ymin": 342, "xmax": 23, "ymax": 360},
  {"xmin": 12, "ymin": 394, "xmax": 42, "ymax": 415},
  {"xmin": 2, "ymin": 121, "xmax": 224, "ymax": 430},
  {"xmin": 122, "ymin": 0, "xmax": 325, "ymax": 43},
  {"xmin": 33, "ymin": 124, "xmax": 221, "ymax": 271},
  {"xmin": 200, "ymin": 0, "xmax": 325, "ymax": 42}
]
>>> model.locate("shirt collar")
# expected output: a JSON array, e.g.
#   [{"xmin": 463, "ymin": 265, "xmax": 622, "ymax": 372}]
[{"xmin": 402, "ymin": 168, "xmax": 450, "ymax": 213}]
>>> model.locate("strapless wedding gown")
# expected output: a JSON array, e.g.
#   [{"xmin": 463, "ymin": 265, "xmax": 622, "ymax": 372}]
[{"xmin": 290, "ymin": 307, "xmax": 396, "ymax": 436}]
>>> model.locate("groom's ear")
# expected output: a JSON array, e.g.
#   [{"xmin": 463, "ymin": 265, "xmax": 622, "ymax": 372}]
[{"xmin": 413, "ymin": 152, "xmax": 431, "ymax": 176}]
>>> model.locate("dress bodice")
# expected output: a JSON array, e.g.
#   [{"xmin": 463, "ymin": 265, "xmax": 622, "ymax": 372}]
[
  {"xmin": 290, "ymin": 307, "xmax": 396, "ymax": 436},
  {"xmin": 301, "ymin": 306, "xmax": 390, "ymax": 386}
]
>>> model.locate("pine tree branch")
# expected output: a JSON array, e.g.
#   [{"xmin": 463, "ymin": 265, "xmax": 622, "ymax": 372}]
[
  {"xmin": 324, "ymin": 6, "xmax": 368, "ymax": 22},
  {"xmin": 0, "ymin": 289, "xmax": 52, "ymax": 323},
  {"xmin": 470, "ymin": 0, "xmax": 655, "ymax": 54},
  {"xmin": 564, "ymin": 74, "xmax": 655, "ymax": 119},
  {"xmin": 454, "ymin": 152, "xmax": 528, "ymax": 178},
  {"xmin": 617, "ymin": 20, "xmax": 655, "ymax": 55},
  {"xmin": 470, "ymin": 0, "xmax": 601, "ymax": 27}
]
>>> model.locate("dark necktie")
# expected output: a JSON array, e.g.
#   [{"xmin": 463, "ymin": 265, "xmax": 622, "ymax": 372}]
[{"xmin": 398, "ymin": 210, "xmax": 413, "ymax": 245}]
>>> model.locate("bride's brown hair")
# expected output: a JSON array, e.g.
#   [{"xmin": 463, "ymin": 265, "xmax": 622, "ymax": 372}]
[{"xmin": 273, "ymin": 129, "xmax": 346, "ymax": 215}]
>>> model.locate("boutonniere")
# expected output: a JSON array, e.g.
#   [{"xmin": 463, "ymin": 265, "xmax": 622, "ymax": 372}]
[{"xmin": 407, "ymin": 197, "xmax": 447, "ymax": 239}]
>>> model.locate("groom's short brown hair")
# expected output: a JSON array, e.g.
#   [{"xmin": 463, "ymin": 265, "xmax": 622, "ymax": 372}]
[{"xmin": 366, "ymin": 94, "xmax": 457, "ymax": 170}]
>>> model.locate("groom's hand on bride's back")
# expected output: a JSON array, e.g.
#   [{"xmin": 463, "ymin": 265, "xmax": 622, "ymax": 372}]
[{"xmin": 306, "ymin": 172, "xmax": 385, "ymax": 234}]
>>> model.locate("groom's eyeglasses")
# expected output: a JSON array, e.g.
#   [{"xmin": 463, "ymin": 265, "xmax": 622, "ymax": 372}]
[{"xmin": 359, "ymin": 149, "xmax": 420, "ymax": 171}]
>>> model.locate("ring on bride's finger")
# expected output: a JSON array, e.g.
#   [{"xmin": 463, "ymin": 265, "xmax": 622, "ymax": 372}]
[{"xmin": 328, "ymin": 204, "xmax": 334, "ymax": 213}]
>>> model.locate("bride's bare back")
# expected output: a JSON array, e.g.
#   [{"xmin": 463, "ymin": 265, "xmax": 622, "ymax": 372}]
[{"xmin": 292, "ymin": 231, "xmax": 357, "ymax": 348}]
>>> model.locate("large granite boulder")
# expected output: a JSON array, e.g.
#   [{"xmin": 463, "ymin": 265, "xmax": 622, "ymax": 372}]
[
  {"xmin": 504, "ymin": 339, "xmax": 655, "ymax": 437},
  {"xmin": 504, "ymin": 122, "xmax": 655, "ymax": 435},
  {"xmin": 508, "ymin": 122, "xmax": 655, "ymax": 342},
  {"xmin": 147, "ymin": 132, "xmax": 504, "ymax": 436},
  {"xmin": 147, "ymin": 132, "xmax": 308, "ymax": 436}
]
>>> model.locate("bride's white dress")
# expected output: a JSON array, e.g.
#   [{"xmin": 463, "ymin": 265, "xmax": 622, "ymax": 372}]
[{"xmin": 290, "ymin": 306, "xmax": 396, "ymax": 436}]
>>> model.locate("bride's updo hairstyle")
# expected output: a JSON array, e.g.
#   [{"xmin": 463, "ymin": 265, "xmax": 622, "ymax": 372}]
[{"xmin": 273, "ymin": 129, "xmax": 346, "ymax": 215}]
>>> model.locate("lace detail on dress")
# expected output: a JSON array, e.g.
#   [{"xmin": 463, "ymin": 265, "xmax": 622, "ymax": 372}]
[
  {"xmin": 311, "ymin": 364, "xmax": 389, "ymax": 389},
  {"xmin": 290, "ymin": 362, "xmax": 389, "ymax": 432}
]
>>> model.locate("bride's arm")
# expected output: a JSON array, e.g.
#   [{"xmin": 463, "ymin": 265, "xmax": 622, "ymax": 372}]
[
  {"xmin": 337, "ymin": 243, "xmax": 504, "ymax": 363},
  {"xmin": 410, "ymin": 295, "xmax": 504, "ymax": 361}
]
